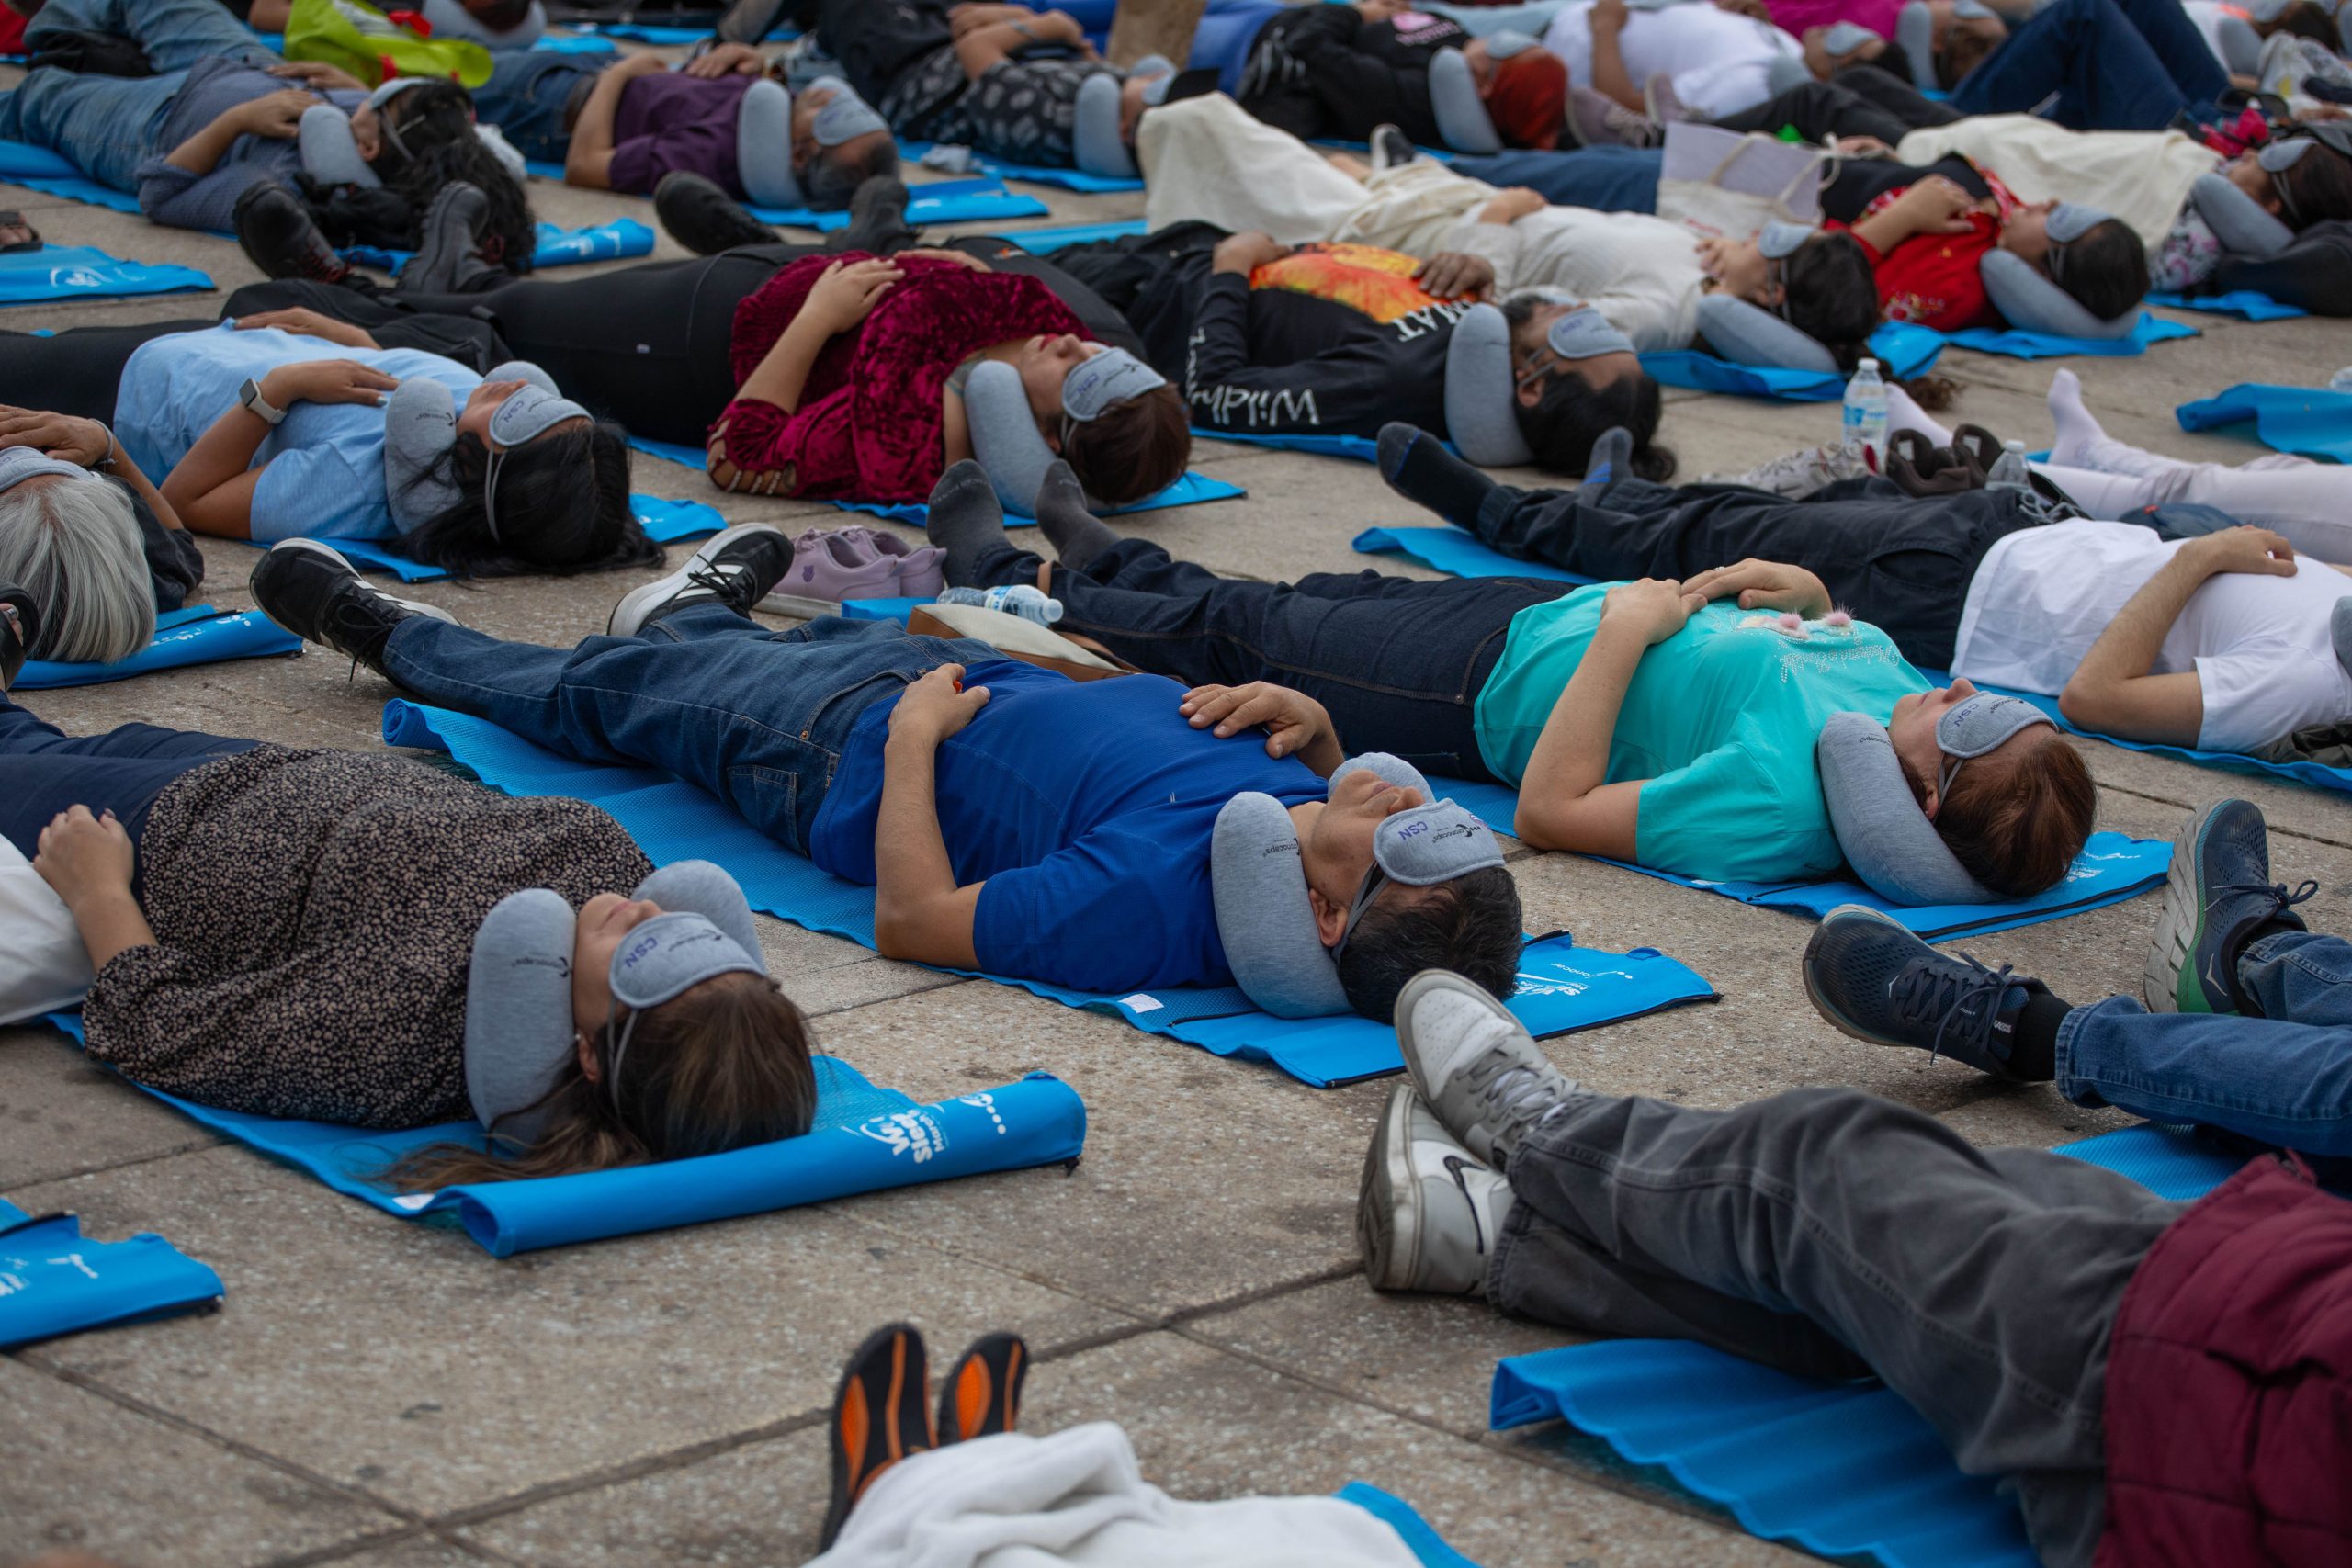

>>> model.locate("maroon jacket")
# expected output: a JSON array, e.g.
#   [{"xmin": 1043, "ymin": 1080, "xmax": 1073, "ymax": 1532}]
[{"xmin": 2098, "ymin": 1154, "xmax": 2352, "ymax": 1565}]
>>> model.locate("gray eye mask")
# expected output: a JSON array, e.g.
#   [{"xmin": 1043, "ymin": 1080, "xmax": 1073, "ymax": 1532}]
[
  {"xmin": 464, "ymin": 861, "xmax": 768, "ymax": 1146},
  {"xmin": 0, "ymin": 446, "xmax": 102, "ymax": 491},
  {"xmin": 1815, "ymin": 692, "xmax": 2053, "ymax": 907},
  {"xmin": 963, "ymin": 349, "xmax": 1168, "ymax": 514},
  {"xmin": 1211, "ymin": 755, "xmax": 1507, "ymax": 1019},
  {"xmin": 740, "ymin": 76, "xmax": 890, "ymax": 209},
  {"xmin": 382, "ymin": 366, "xmax": 581, "ymax": 536},
  {"xmin": 1982, "ymin": 204, "xmax": 2140, "ymax": 340}
]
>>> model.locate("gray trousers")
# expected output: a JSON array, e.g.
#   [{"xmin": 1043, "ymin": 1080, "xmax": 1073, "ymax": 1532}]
[{"xmin": 1488, "ymin": 1088, "xmax": 2184, "ymax": 1568}]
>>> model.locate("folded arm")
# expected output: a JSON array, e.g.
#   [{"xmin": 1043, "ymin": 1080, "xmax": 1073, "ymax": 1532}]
[
  {"xmin": 1514, "ymin": 580, "xmax": 1698, "ymax": 853},
  {"xmin": 565, "ymin": 51, "xmax": 670, "ymax": 188},
  {"xmin": 873, "ymin": 667, "xmax": 988, "ymax": 969}
]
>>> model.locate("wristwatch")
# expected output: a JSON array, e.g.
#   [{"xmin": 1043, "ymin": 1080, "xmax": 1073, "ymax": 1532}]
[{"xmin": 238, "ymin": 377, "xmax": 288, "ymax": 427}]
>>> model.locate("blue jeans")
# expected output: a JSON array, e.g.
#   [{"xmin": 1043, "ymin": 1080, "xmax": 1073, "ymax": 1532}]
[
  {"xmin": 1451, "ymin": 146, "xmax": 1662, "ymax": 216},
  {"xmin": 2057, "ymin": 931, "xmax": 2352, "ymax": 1157},
  {"xmin": 1950, "ymin": 0, "xmax": 2228, "ymax": 131},
  {"xmin": 26, "ymin": 0, "xmax": 276, "ymax": 71},
  {"xmin": 0, "ymin": 697, "xmax": 258, "ymax": 895},
  {"xmin": 379, "ymin": 605, "xmax": 990, "ymax": 855},
  {"xmin": 0, "ymin": 69, "xmax": 184, "ymax": 193},
  {"xmin": 471, "ymin": 49, "xmax": 601, "ymax": 165},
  {"xmin": 967, "ymin": 536, "xmax": 1566, "ymax": 782}
]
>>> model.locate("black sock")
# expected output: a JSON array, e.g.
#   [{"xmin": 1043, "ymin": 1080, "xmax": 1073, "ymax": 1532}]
[
  {"xmin": 2001, "ymin": 986, "xmax": 2070, "ymax": 1082},
  {"xmin": 1376, "ymin": 422, "xmax": 1494, "ymax": 529},
  {"xmin": 924, "ymin": 461, "xmax": 1012, "ymax": 589},
  {"xmin": 1033, "ymin": 461, "xmax": 1123, "ymax": 571}
]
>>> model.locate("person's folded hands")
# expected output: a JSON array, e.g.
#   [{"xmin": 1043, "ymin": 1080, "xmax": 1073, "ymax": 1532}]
[
  {"xmin": 889, "ymin": 664, "xmax": 992, "ymax": 746},
  {"xmin": 1417, "ymin": 251, "xmax": 1497, "ymax": 299},
  {"xmin": 1179, "ymin": 682, "xmax": 1333, "ymax": 761},
  {"xmin": 34, "ymin": 806, "xmax": 134, "ymax": 911},
  {"xmin": 1682, "ymin": 558, "xmax": 1833, "ymax": 616}
]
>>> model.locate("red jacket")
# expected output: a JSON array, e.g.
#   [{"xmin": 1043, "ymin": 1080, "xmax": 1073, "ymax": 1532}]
[{"xmin": 2098, "ymin": 1155, "xmax": 2352, "ymax": 1565}]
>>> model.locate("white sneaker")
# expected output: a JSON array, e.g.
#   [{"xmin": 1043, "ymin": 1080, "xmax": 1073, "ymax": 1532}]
[
  {"xmin": 1394, "ymin": 970, "xmax": 1580, "ymax": 1168},
  {"xmin": 1702, "ymin": 442, "xmax": 1871, "ymax": 499},
  {"xmin": 1359, "ymin": 1083, "xmax": 1512, "ymax": 1295}
]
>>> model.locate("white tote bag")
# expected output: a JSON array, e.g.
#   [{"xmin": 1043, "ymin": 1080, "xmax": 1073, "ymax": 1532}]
[{"xmin": 1656, "ymin": 121, "xmax": 1834, "ymax": 241}]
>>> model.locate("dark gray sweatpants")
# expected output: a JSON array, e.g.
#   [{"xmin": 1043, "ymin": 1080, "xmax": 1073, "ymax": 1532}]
[{"xmin": 1489, "ymin": 1087, "xmax": 2182, "ymax": 1568}]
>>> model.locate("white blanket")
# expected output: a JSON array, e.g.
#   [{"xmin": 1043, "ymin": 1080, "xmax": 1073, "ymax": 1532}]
[
  {"xmin": 1893, "ymin": 117, "xmax": 2219, "ymax": 252},
  {"xmin": 807, "ymin": 1422, "xmax": 1427, "ymax": 1568}
]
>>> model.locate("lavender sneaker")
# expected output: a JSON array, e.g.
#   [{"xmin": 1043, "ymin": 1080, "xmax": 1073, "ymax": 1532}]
[{"xmin": 763, "ymin": 528, "xmax": 904, "ymax": 615}]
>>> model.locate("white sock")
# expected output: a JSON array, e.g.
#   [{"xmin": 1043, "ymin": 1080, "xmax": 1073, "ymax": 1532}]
[
  {"xmin": 2045, "ymin": 368, "xmax": 2108, "ymax": 468},
  {"xmin": 1883, "ymin": 382, "xmax": 1951, "ymax": 446}
]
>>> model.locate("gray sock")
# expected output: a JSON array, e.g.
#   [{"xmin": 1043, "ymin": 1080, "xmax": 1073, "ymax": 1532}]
[
  {"xmin": 1034, "ymin": 461, "xmax": 1123, "ymax": 570},
  {"xmin": 2334, "ymin": 599, "xmax": 2352, "ymax": 678},
  {"xmin": 924, "ymin": 460, "xmax": 1012, "ymax": 588}
]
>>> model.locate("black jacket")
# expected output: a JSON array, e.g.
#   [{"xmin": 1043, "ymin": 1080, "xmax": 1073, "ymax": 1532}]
[
  {"xmin": 2209, "ymin": 219, "xmax": 2352, "ymax": 317},
  {"xmin": 1235, "ymin": 5, "xmax": 1468, "ymax": 147}
]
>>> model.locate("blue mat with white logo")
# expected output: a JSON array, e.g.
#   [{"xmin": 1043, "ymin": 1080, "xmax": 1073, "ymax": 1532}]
[
  {"xmin": 15, "ymin": 605, "xmax": 301, "ymax": 690},
  {"xmin": 381, "ymin": 700, "xmax": 1717, "ymax": 1089},
  {"xmin": 2177, "ymin": 382, "xmax": 2352, "ymax": 463},
  {"xmin": 1940, "ymin": 310, "xmax": 2198, "ymax": 360},
  {"xmin": 0, "ymin": 1196, "xmax": 222, "ymax": 1349},
  {"xmin": 0, "ymin": 243, "xmax": 211, "ymax": 304},
  {"xmin": 1645, "ymin": 322, "xmax": 1943, "ymax": 400}
]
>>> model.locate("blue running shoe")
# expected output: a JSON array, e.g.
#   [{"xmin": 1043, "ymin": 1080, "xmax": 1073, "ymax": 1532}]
[
  {"xmin": 1803, "ymin": 905, "xmax": 2038, "ymax": 1077},
  {"xmin": 2143, "ymin": 799, "xmax": 2315, "ymax": 1014}
]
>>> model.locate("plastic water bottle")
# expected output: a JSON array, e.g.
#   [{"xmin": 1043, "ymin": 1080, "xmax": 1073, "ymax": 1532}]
[
  {"xmin": 1985, "ymin": 439, "xmax": 2032, "ymax": 491},
  {"xmin": 2331, "ymin": 366, "xmax": 2352, "ymax": 392},
  {"xmin": 935, "ymin": 585, "xmax": 1064, "ymax": 626},
  {"xmin": 1841, "ymin": 358, "xmax": 1888, "ymax": 460}
]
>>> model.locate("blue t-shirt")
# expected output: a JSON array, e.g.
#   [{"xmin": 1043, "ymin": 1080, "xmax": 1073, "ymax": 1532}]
[
  {"xmin": 114, "ymin": 324, "xmax": 483, "ymax": 543},
  {"xmin": 808, "ymin": 660, "xmax": 1329, "ymax": 995}
]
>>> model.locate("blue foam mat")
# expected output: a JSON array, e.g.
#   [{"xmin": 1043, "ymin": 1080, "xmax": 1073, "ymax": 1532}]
[
  {"xmin": 1483, "ymin": 1123, "xmax": 2243, "ymax": 1568},
  {"xmin": 271, "ymin": 493, "xmax": 725, "ymax": 584},
  {"xmin": 341, "ymin": 217, "xmax": 654, "ymax": 276},
  {"xmin": 0, "ymin": 1197, "xmax": 222, "ymax": 1350},
  {"xmin": 43, "ymin": 1013, "xmax": 1084, "ymax": 1258},
  {"xmin": 1002, "ymin": 218, "xmax": 1150, "ymax": 252},
  {"xmin": 909, "ymin": 142, "xmax": 1142, "ymax": 193},
  {"xmin": 1646, "ymin": 321, "xmax": 1941, "ymax": 401},
  {"xmin": 0, "ymin": 243, "xmax": 212, "ymax": 305},
  {"xmin": 1941, "ymin": 310, "xmax": 2197, "ymax": 360},
  {"xmin": 16, "ymin": 605, "xmax": 301, "ymax": 689},
  {"xmin": 1197, "ymin": 427, "xmax": 1385, "ymax": 461},
  {"xmin": 567, "ymin": 21, "xmax": 744, "ymax": 42},
  {"xmin": 532, "ymin": 33, "xmax": 619, "ymax": 52},
  {"xmin": 2144, "ymin": 288, "xmax": 2303, "ymax": 321},
  {"xmin": 382, "ymin": 701, "xmax": 1717, "ymax": 1088},
  {"xmin": 2176, "ymin": 382, "xmax": 2352, "ymax": 463},
  {"xmin": 1336, "ymin": 1483, "xmax": 1484, "ymax": 1568},
  {"xmin": 746, "ymin": 175, "xmax": 1047, "ymax": 231},
  {"xmin": 1432, "ymin": 778, "xmax": 2165, "ymax": 941}
]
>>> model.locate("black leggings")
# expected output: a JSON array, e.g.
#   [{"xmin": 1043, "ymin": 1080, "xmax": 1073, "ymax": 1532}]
[
  {"xmin": 1714, "ymin": 66, "xmax": 1962, "ymax": 150},
  {"xmin": 0, "ymin": 320, "xmax": 209, "ymax": 421}
]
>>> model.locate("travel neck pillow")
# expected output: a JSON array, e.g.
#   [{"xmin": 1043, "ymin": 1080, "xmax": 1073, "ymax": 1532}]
[
  {"xmin": 1212, "ymin": 755, "xmax": 1507, "ymax": 1018},
  {"xmin": 1429, "ymin": 37, "xmax": 1537, "ymax": 156},
  {"xmin": 466, "ymin": 860, "xmax": 768, "ymax": 1144},
  {"xmin": 1893, "ymin": 0, "xmax": 2001, "ymax": 92},
  {"xmin": 1071, "ymin": 55, "xmax": 1177, "ymax": 180},
  {"xmin": 737, "ymin": 75, "xmax": 890, "ymax": 209},
  {"xmin": 419, "ymin": 0, "xmax": 545, "ymax": 49},
  {"xmin": 963, "ymin": 349, "xmax": 1168, "ymax": 513},
  {"xmin": 2190, "ymin": 170, "xmax": 2294, "ymax": 258},
  {"xmin": 1685, "ymin": 222, "xmax": 1844, "ymax": 375},
  {"xmin": 1442, "ymin": 299, "xmax": 1638, "ymax": 467},
  {"xmin": 382, "ymin": 360, "xmax": 585, "ymax": 535},
  {"xmin": 1814, "ymin": 692, "xmax": 2049, "ymax": 907},
  {"xmin": 299, "ymin": 77, "xmax": 529, "ymax": 191},
  {"xmin": 1981, "ymin": 202, "xmax": 2140, "ymax": 340}
]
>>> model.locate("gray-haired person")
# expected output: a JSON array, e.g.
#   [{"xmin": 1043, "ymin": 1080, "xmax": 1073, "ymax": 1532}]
[{"xmin": 0, "ymin": 409, "xmax": 203, "ymax": 666}]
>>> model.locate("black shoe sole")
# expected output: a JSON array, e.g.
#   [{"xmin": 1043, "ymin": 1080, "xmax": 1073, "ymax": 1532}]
[
  {"xmin": 820, "ymin": 1323, "xmax": 933, "ymax": 1551},
  {"xmin": 935, "ymin": 1333, "xmax": 1027, "ymax": 1444}
]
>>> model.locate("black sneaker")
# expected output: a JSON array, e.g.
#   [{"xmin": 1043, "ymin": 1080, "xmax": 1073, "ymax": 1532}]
[
  {"xmin": 654, "ymin": 171, "xmax": 778, "ymax": 256},
  {"xmin": 2143, "ymin": 799, "xmax": 2315, "ymax": 1014},
  {"xmin": 249, "ymin": 540, "xmax": 455, "ymax": 679},
  {"xmin": 716, "ymin": 0, "xmax": 794, "ymax": 43},
  {"xmin": 606, "ymin": 525, "xmax": 797, "ymax": 637},
  {"xmin": 1369, "ymin": 123, "xmax": 1419, "ymax": 172},
  {"xmin": 396, "ymin": 181, "xmax": 492, "ymax": 296},
  {"xmin": 828, "ymin": 175, "xmax": 914, "ymax": 254},
  {"xmin": 820, "ymin": 1323, "xmax": 934, "ymax": 1551},
  {"xmin": 1803, "ymin": 904, "xmax": 2039, "ymax": 1078},
  {"xmin": 234, "ymin": 184, "xmax": 355, "ymax": 286},
  {"xmin": 0, "ymin": 581, "xmax": 39, "ymax": 693}
]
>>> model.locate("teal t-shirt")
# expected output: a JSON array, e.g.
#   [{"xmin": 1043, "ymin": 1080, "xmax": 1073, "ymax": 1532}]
[{"xmin": 1473, "ymin": 586, "xmax": 1929, "ymax": 883}]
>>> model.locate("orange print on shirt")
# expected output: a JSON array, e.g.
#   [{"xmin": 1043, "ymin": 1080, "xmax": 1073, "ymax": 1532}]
[{"xmin": 1249, "ymin": 243, "xmax": 1442, "ymax": 323}]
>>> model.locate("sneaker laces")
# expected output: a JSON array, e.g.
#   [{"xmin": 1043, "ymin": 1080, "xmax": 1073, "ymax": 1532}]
[
  {"xmin": 1476, "ymin": 1062, "xmax": 1566, "ymax": 1138},
  {"xmin": 684, "ymin": 559, "xmax": 752, "ymax": 615},
  {"xmin": 1888, "ymin": 952, "xmax": 2015, "ymax": 1066},
  {"xmin": 2213, "ymin": 878, "xmax": 2320, "ymax": 924}
]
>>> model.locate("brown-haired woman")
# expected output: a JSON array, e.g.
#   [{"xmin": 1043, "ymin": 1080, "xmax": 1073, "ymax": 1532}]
[{"xmin": 1, "ymin": 684, "xmax": 813, "ymax": 1190}]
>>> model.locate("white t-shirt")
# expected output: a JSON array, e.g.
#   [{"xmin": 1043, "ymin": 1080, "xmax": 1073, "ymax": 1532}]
[
  {"xmin": 1442, "ymin": 207, "xmax": 1707, "ymax": 349},
  {"xmin": 1952, "ymin": 520, "xmax": 2352, "ymax": 753},
  {"xmin": 1542, "ymin": 0, "xmax": 1802, "ymax": 119},
  {"xmin": 0, "ymin": 837, "xmax": 93, "ymax": 1025}
]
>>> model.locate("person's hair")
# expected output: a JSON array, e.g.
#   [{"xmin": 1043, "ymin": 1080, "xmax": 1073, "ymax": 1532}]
[
  {"xmin": 804, "ymin": 139, "xmax": 902, "ymax": 210},
  {"xmin": 1904, "ymin": 729, "xmax": 2097, "ymax": 897},
  {"xmin": 2277, "ymin": 139, "xmax": 2352, "ymax": 229},
  {"xmin": 400, "ymin": 419, "xmax": 662, "ymax": 577},
  {"xmin": 387, "ymin": 972, "xmax": 818, "ymax": 1190},
  {"xmin": 375, "ymin": 81, "xmax": 540, "ymax": 276},
  {"xmin": 1937, "ymin": 28, "xmax": 1999, "ymax": 90},
  {"xmin": 2270, "ymin": 1, "xmax": 2342, "ymax": 49},
  {"xmin": 469, "ymin": 0, "xmax": 537, "ymax": 28},
  {"xmin": 1335, "ymin": 867, "xmax": 1524, "ymax": 1023},
  {"xmin": 0, "ymin": 476, "xmax": 155, "ymax": 664},
  {"xmin": 1060, "ymin": 384, "xmax": 1191, "ymax": 506},
  {"xmin": 1498, "ymin": 294, "xmax": 1675, "ymax": 479},
  {"xmin": 1781, "ymin": 231, "xmax": 1958, "ymax": 409},
  {"xmin": 2054, "ymin": 217, "xmax": 2150, "ymax": 322}
]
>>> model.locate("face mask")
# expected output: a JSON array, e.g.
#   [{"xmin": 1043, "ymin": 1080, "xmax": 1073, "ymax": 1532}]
[
  {"xmin": 482, "ymin": 384, "xmax": 590, "ymax": 543},
  {"xmin": 1543, "ymin": 305, "xmax": 1636, "ymax": 360},
  {"xmin": 1060, "ymin": 348, "xmax": 1167, "ymax": 422},
  {"xmin": 2041, "ymin": 202, "xmax": 2112, "ymax": 285},
  {"xmin": 1332, "ymin": 798, "xmax": 1507, "ymax": 959},
  {"xmin": 810, "ymin": 94, "xmax": 889, "ymax": 146},
  {"xmin": 1933, "ymin": 691, "xmax": 2048, "ymax": 798},
  {"xmin": 1758, "ymin": 220, "xmax": 1814, "ymax": 260}
]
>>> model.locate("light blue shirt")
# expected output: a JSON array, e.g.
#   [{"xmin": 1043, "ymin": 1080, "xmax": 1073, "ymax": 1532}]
[{"xmin": 114, "ymin": 324, "xmax": 483, "ymax": 542}]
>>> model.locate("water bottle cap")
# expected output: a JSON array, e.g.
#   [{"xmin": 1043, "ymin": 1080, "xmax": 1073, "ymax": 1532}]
[
  {"xmin": 1857, "ymin": 358, "xmax": 1879, "ymax": 372},
  {"xmin": 2004, "ymin": 439, "xmax": 2025, "ymax": 452}
]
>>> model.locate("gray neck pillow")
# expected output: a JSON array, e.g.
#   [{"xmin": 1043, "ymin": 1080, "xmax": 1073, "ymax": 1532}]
[
  {"xmin": 1429, "ymin": 47, "xmax": 1503, "ymax": 155},
  {"xmin": 2215, "ymin": 14, "xmax": 2263, "ymax": 74},
  {"xmin": 465, "ymin": 860, "xmax": 767, "ymax": 1145},
  {"xmin": 962, "ymin": 352, "xmax": 1170, "ymax": 513},
  {"xmin": 1979, "ymin": 249, "xmax": 2138, "ymax": 340},
  {"xmin": 1441, "ymin": 302, "xmax": 1535, "ymax": 467},
  {"xmin": 1072, "ymin": 56, "xmax": 1174, "ymax": 180},
  {"xmin": 300, "ymin": 102, "xmax": 381, "ymax": 190},
  {"xmin": 1894, "ymin": 2, "xmax": 1939, "ymax": 90},
  {"xmin": 383, "ymin": 361, "xmax": 562, "ymax": 532},
  {"xmin": 739, "ymin": 76, "xmax": 889, "ymax": 209},
  {"xmin": 1693, "ymin": 294, "xmax": 1841, "ymax": 373},
  {"xmin": 2188, "ymin": 170, "xmax": 2294, "ymax": 258},
  {"xmin": 421, "ymin": 0, "xmax": 545, "ymax": 47},
  {"xmin": 1815, "ymin": 712, "xmax": 2004, "ymax": 906}
]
